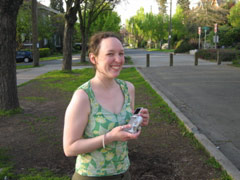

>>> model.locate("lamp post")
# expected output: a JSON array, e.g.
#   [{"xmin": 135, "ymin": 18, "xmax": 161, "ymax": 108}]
[{"xmin": 168, "ymin": 0, "xmax": 172, "ymax": 49}]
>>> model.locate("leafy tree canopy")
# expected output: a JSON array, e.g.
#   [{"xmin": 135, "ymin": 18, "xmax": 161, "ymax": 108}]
[
  {"xmin": 177, "ymin": 0, "xmax": 190, "ymax": 11},
  {"xmin": 50, "ymin": 0, "xmax": 64, "ymax": 13},
  {"xmin": 156, "ymin": 0, "xmax": 167, "ymax": 14},
  {"xmin": 228, "ymin": 1, "xmax": 240, "ymax": 28}
]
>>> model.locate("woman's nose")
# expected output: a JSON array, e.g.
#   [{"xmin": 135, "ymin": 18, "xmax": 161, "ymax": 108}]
[{"xmin": 115, "ymin": 54, "xmax": 123, "ymax": 62}]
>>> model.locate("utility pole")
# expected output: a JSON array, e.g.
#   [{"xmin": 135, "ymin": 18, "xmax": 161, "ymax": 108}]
[{"xmin": 168, "ymin": 0, "xmax": 172, "ymax": 49}]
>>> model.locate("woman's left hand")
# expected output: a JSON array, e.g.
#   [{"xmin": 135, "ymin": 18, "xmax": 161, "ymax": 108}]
[{"xmin": 140, "ymin": 108, "xmax": 149, "ymax": 126}]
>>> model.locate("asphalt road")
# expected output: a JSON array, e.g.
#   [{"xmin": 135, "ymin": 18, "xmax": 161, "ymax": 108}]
[{"xmin": 124, "ymin": 49, "xmax": 240, "ymax": 179}]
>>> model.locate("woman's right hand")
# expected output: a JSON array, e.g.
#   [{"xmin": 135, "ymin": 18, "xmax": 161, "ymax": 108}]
[{"xmin": 105, "ymin": 124, "xmax": 140, "ymax": 144}]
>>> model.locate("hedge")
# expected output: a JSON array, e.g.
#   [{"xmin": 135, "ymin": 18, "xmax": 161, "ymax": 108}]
[
  {"xmin": 197, "ymin": 49, "xmax": 240, "ymax": 62},
  {"xmin": 39, "ymin": 48, "xmax": 50, "ymax": 58},
  {"xmin": 174, "ymin": 39, "xmax": 198, "ymax": 53}
]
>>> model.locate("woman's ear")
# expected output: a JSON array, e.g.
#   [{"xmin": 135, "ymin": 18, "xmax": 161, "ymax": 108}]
[{"xmin": 89, "ymin": 53, "xmax": 96, "ymax": 65}]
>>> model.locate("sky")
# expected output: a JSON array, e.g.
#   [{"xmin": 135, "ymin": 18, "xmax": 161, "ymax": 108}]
[{"xmin": 38, "ymin": 0, "xmax": 196, "ymax": 25}]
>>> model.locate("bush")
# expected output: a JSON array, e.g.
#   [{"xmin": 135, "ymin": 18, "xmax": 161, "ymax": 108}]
[
  {"xmin": 39, "ymin": 48, "xmax": 50, "ymax": 58},
  {"xmin": 235, "ymin": 42, "xmax": 240, "ymax": 50},
  {"xmin": 174, "ymin": 39, "xmax": 198, "ymax": 53},
  {"xmin": 232, "ymin": 59, "xmax": 240, "ymax": 66},
  {"xmin": 174, "ymin": 40, "xmax": 189, "ymax": 53},
  {"xmin": 197, "ymin": 49, "xmax": 240, "ymax": 61}
]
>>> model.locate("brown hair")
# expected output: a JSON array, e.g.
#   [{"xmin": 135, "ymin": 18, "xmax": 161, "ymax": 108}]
[{"xmin": 88, "ymin": 31, "xmax": 123, "ymax": 56}]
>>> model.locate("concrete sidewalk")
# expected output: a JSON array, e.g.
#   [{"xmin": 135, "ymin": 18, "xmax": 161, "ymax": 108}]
[{"xmin": 17, "ymin": 64, "xmax": 62, "ymax": 86}]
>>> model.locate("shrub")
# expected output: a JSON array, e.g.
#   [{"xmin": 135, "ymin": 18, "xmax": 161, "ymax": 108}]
[
  {"xmin": 39, "ymin": 48, "xmax": 50, "ymax": 58},
  {"xmin": 174, "ymin": 39, "xmax": 198, "ymax": 53},
  {"xmin": 235, "ymin": 42, "xmax": 240, "ymax": 50},
  {"xmin": 197, "ymin": 49, "xmax": 240, "ymax": 61},
  {"xmin": 174, "ymin": 40, "xmax": 189, "ymax": 53}
]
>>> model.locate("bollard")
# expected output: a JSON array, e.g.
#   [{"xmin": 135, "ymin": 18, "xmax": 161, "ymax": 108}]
[
  {"xmin": 146, "ymin": 54, "xmax": 150, "ymax": 67},
  {"xmin": 195, "ymin": 52, "xmax": 198, "ymax": 66},
  {"xmin": 217, "ymin": 50, "xmax": 221, "ymax": 65},
  {"xmin": 170, "ymin": 53, "xmax": 173, "ymax": 66}
]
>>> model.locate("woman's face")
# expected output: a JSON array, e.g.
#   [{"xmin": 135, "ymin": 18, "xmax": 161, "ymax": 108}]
[{"xmin": 90, "ymin": 37, "xmax": 125, "ymax": 79}]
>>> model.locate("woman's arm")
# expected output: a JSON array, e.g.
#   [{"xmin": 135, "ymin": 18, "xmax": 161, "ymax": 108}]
[{"xmin": 126, "ymin": 81, "xmax": 135, "ymax": 111}]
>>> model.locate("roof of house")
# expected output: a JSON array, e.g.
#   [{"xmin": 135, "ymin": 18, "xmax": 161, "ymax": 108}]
[{"xmin": 38, "ymin": 3, "xmax": 61, "ymax": 14}]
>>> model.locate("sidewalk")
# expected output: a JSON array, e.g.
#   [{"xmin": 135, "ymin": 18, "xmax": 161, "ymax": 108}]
[{"xmin": 17, "ymin": 64, "xmax": 61, "ymax": 86}]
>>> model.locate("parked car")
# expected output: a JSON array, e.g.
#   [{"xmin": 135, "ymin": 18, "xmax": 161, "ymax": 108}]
[
  {"xmin": 74, "ymin": 42, "xmax": 88, "ymax": 51},
  {"xmin": 16, "ymin": 51, "xmax": 33, "ymax": 63},
  {"xmin": 74, "ymin": 43, "xmax": 82, "ymax": 50}
]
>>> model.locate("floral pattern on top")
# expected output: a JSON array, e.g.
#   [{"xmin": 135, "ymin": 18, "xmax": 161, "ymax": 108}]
[{"xmin": 75, "ymin": 79, "xmax": 132, "ymax": 177}]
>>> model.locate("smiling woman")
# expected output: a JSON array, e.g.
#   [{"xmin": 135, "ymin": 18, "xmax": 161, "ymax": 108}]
[{"xmin": 63, "ymin": 32, "xmax": 149, "ymax": 180}]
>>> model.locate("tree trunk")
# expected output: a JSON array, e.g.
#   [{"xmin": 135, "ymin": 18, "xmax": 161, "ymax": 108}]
[
  {"xmin": 62, "ymin": 21, "xmax": 73, "ymax": 71},
  {"xmin": 62, "ymin": 0, "xmax": 80, "ymax": 71},
  {"xmin": 32, "ymin": 0, "xmax": 39, "ymax": 67},
  {"xmin": 0, "ymin": 0, "xmax": 23, "ymax": 111},
  {"xmin": 80, "ymin": 29, "xmax": 88, "ymax": 63}
]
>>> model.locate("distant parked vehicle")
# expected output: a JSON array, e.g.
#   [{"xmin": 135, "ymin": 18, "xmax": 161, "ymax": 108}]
[
  {"xmin": 74, "ymin": 42, "xmax": 88, "ymax": 51},
  {"xmin": 74, "ymin": 43, "xmax": 82, "ymax": 50},
  {"xmin": 16, "ymin": 51, "xmax": 33, "ymax": 63}
]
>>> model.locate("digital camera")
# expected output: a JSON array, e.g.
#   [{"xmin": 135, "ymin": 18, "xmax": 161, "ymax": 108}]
[{"xmin": 124, "ymin": 107, "xmax": 143, "ymax": 134}]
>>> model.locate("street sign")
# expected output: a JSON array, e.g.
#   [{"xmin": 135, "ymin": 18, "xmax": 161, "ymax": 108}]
[
  {"xmin": 213, "ymin": 35, "xmax": 219, "ymax": 43},
  {"xmin": 214, "ymin": 23, "xmax": 218, "ymax": 33},
  {"xmin": 198, "ymin": 27, "xmax": 201, "ymax": 35},
  {"xmin": 203, "ymin": 26, "xmax": 210, "ymax": 31}
]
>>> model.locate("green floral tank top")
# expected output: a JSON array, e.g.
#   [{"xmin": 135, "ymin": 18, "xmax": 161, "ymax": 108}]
[{"xmin": 75, "ymin": 79, "xmax": 132, "ymax": 177}]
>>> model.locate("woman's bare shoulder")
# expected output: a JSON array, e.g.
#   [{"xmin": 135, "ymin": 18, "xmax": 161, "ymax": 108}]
[
  {"xmin": 69, "ymin": 89, "xmax": 90, "ymax": 109},
  {"xmin": 125, "ymin": 81, "xmax": 135, "ymax": 92}
]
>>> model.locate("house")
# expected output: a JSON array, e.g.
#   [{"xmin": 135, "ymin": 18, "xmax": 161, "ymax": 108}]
[
  {"xmin": 20, "ymin": 0, "xmax": 63, "ymax": 50},
  {"xmin": 37, "ymin": 3, "xmax": 63, "ymax": 49}
]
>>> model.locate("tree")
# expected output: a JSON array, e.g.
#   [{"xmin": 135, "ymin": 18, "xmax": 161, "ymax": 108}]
[
  {"xmin": 209, "ymin": 25, "xmax": 240, "ymax": 47},
  {"xmin": 126, "ymin": 8, "xmax": 146, "ymax": 48},
  {"xmin": 50, "ymin": 14, "xmax": 65, "ymax": 50},
  {"xmin": 228, "ymin": 2, "xmax": 240, "ymax": 28},
  {"xmin": 38, "ymin": 12, "xmax": 55, "ymax": 43},
  {"xmin": 177, "ymin": 0, "xmax": 190, "ymax": 11},
  {"xmin": 78, "ymin": 0, "xmax": 121, "ymax": 63},
  {"xmin": 156, "ymin": 0, "xmax": 167, "ymax": 14},
  {"xmin": 90, "ymin": 10, "xmax": 121, "ymax": 34},
  {"xmin": 17, "ymin": 2, "xmax": 60, "ymax": 50},
  {"xmin": 32, "ymin": 0, "xmax": 40, "ymax": 67},
  {"xmin": 74, "ymin": 10, "xmax": 121, "ymax": 47},
  {"xmin": 62, "ymin": 0, "xmax": 81, "ymax": 71},
  {"xmin": 172, "ymin": 6, "xmax": 188, "ymax": 41},
  {"xmin": 189, "ymin": 0, "xmax": 228, "ymax": 27},
  {"xmin": 16, "ymin": 1, "xmax": 32, "ymax": 49},
  {"xmin": 50, "ymin": 0, "xmax": 65, "ymax": 13},
  {"xmin": 126, "ymin": 8, "xmax": 168, "ymax": 48},
  {"xmin": 0, "ymin": 0, "xmax": 23, "ymax": 111}
]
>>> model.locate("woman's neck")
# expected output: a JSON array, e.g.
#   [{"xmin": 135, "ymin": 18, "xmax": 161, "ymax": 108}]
[{"xmin": 91, "ymin": 74, "xmax": 116, "ymax": 90}]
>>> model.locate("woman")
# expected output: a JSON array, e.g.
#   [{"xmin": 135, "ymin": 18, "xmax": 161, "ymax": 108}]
[{"xmin": 63, "ymin": 31, "xmax": 149, "ymax": 180}]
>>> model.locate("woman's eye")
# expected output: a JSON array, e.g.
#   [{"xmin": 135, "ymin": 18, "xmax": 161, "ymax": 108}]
[{"xmin": 107, "ymin": 53, "xmax": 114, "ymax": 56}]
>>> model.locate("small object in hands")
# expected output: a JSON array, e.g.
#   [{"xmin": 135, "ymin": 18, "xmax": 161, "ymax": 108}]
[{"xmin": 124, "ymin": 107, "xmax": 143, "ymax": 134}]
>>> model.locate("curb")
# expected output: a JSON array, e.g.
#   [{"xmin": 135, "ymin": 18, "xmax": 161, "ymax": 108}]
[{"xmin": 136, "ymin": 67, "xmax": 240, "ymax": 180}]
